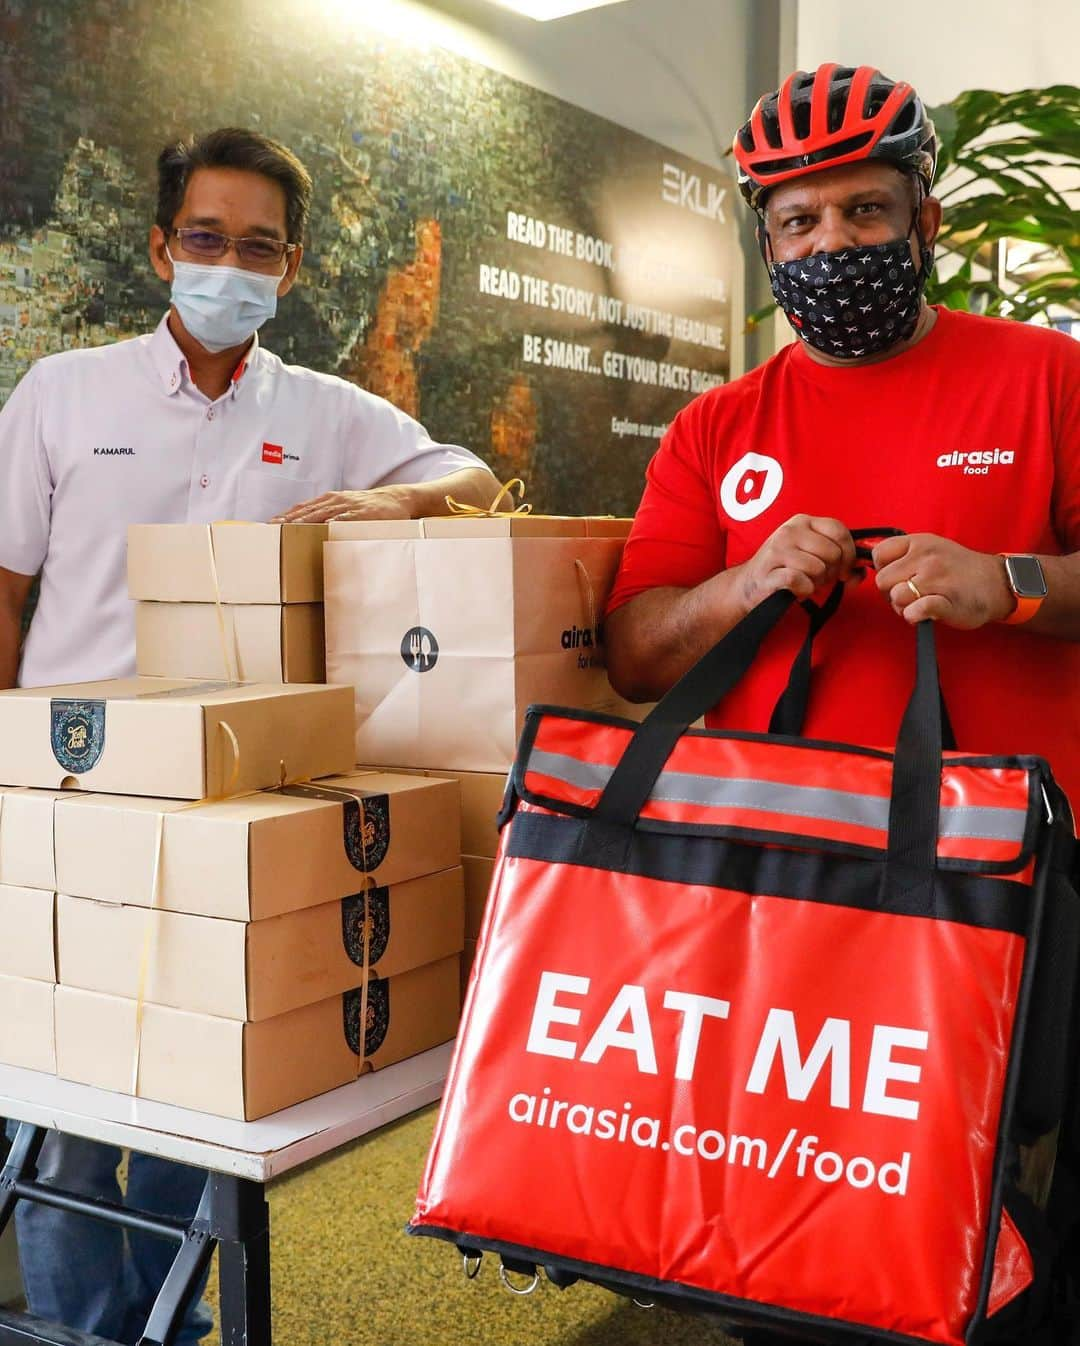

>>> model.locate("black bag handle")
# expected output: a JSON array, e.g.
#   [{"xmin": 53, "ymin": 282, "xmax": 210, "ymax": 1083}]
[
  {"xmin": 767, "ymin": 527, "xmax": 957, "ymax": 751},
  {"xmin": 767, "ymin": 581, "xmax": 844, "ymax": 737},
  {"xmin": 594, "ymin": 558, "xmax": 944, "ymax": 905},
  {"xmin": 768, "ymin": 526, "xmax": 901, "ymax": 737}
]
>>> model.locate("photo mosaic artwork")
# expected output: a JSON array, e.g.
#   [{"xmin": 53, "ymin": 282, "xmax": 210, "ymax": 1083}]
[{"xmin": 0, "ymin": 0, "xmax": 736, "ymax": 513}]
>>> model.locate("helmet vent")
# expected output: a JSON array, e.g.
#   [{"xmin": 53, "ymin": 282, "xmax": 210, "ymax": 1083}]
[
  {"xmin": 890, "ymin": 98, "xmax": 918, "ymax": 135},
  {"xmin": 866, "ymin": 85, "xmax": 891, "ymax": 117},
  {"xmin": 761, "ymin": 107, "xmax": 784, "ymax": 150},
  {"xmin": 750, "ymin": 130, "xmax": 874, "ymax": 180}
]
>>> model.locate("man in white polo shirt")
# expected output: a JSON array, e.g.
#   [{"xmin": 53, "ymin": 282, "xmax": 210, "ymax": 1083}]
[
  {"xmin": 0, "ymin": 126, "xmax": 496, "ymax": 691},
  {"xmin": 0, "ymin": 127, "xmax": 497, "ymax": 1342}
]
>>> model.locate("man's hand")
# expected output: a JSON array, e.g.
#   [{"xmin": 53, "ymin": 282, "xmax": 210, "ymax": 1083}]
[
  {"xmin": 734, "ymin": 514, "xmax": 858, "ymax": 615},
  {"xmin": 271, "ymin": 485, "xmax": 413, "ymax": 525},
  {"xmin": 872, "ymin": 533, "xmax": 1015, "ymax": 628},
  {"xmin": 269, "ymin": 467, "xmax": 499, "ymax": 525}
]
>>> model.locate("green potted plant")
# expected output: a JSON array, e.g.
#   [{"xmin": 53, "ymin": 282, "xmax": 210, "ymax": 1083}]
[{"xmin": 927, "ymin": 84, "xmax": 1080, "ymax": 323}]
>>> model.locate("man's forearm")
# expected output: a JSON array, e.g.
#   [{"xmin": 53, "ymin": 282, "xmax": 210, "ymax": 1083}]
[
  {"xmin": 383, "ymin": 467, "xmax": 499, "ymax": 519},
  {"xmin": 605, "ymin": 568, "xmax": 753, "ymax": 702},
  {"xmin": 1028, "ymin": 552, "xmax": 1080, "ymax": 641},
  {"xmin": 0, "ymin": 567, "xmax": 33, "ymax": 690},
  {"xmin": 0, "ymin": 607, "xmax": 22, "ymax": 690}
]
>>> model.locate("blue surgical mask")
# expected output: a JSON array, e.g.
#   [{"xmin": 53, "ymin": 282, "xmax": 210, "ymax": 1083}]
[{"xmin": 166, "ymin": 247, "xmax": 285, "ymax": 353}]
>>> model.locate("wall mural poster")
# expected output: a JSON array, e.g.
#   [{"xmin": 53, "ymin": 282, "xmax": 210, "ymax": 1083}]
[{"xmin": 0, "ymin": 0, "xmax": 736, "ymax": 514}]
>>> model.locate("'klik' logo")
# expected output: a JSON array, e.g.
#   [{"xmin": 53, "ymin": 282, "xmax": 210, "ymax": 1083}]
[
  {"xmin": 661, "ymin": 162, "xmax": 728, "ymax": 222},
  {"xmin": 719, "ymin": 453, "xmax": 784, "ymax": 522}
]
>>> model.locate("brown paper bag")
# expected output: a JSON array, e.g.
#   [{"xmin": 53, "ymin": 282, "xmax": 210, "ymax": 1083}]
[{"xmin": 324, "ymin": 536, "xmax": 633, "ymax": 771}]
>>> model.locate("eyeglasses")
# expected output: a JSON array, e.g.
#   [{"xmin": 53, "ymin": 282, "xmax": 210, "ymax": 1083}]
[{"xmin": 171, "ymin": 228, "xmax": 298, "ymax": 266}]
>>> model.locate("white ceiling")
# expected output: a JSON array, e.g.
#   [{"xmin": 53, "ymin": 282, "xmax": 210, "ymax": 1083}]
[{"xmin": 354, "ymin": 0, "xmax": 767, "ymax": 168}]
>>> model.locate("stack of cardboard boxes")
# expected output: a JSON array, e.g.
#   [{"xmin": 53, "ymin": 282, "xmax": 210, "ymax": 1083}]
[
  {"xmin": 0, "ymin": 509, "xmax": 641, "ymax": 1117},
  {"xmin": 129, "ymin": 522, "xmax": 329, "ymax": 683},
  {"xmin": 47, "ymin": 769, "xmax": 463, "ymax": 1119},
  {"xmin": 359, "ymin": 769, "xmax": 506, "ymax": 997},
  {"xmin": 324, "ymin": 513, "xmax": 638, "ymax": 990},
  {"xmin": 0, "ymin": 625, "xmax": 465, "ymax": 1118},
  {"xmin": 0, "ymin": 788, "xmax": 63, "ymax": 1075}
]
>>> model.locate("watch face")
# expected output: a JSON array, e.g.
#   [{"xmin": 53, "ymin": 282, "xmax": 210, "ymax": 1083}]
[{"xmin": 1005, "ymin": 554, "xmax": 1048, "ymax": 599}]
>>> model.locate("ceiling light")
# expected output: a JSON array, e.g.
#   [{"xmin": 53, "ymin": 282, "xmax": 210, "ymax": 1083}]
[{"xmin": 486, "ymin": 0, "xmax": 628, "ymax": 20}]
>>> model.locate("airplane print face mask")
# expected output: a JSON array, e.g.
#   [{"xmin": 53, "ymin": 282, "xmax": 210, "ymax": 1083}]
[{"xmin": 768, "ymin": 236, "xmax": 932, "ymax": 360}]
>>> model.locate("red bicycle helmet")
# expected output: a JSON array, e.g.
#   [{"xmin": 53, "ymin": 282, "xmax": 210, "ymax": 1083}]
[{"xmin": 733, "ymin": 63, "xmax": 937, "ymax": 210}]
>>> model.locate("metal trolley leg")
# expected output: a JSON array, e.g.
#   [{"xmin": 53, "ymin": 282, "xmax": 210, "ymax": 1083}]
[
  {"xmin": 209, "ymin": 1175, "xmax": 272, "ymax": 1346},
  {"xmin": 0, "ymin": 1124, "xmax": 273, "ymax": 1346},
  {"xmin": 136, "ymin": 1181, "xmax": 216, "ymax": 1346}
]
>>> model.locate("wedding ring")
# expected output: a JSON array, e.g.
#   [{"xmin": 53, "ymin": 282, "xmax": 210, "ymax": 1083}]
[{"xmin": 906, "ymin": 578, "xmax": 923, "ymax": 600}]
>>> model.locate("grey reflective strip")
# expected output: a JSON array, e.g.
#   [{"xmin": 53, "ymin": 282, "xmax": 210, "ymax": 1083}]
[{"xmin": 527, "ymin": 748, "xmax": 1027, "ymax": 846}]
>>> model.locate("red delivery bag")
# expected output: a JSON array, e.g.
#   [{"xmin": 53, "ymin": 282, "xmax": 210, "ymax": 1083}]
[{"xmin": 409, "ymin": 589, "xmax": 1080, "ymax": 1344}]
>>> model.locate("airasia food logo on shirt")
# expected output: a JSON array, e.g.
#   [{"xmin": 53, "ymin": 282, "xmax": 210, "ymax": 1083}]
[
  {"xmin": 262, "ymin": 442, "xmax": 284, "ymax": 465},
  {"xmin": 720, "ymin": 453, "xmax": 784, "ymax": 522}
]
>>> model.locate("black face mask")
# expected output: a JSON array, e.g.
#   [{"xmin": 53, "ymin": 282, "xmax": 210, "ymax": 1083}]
[{"xmin": 763, "ymin": 204, "xmax": 934, "ymax": 360}]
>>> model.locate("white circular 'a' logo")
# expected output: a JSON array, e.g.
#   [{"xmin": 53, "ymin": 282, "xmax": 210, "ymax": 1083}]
[{"xmin": 719, "ymin": 453, "xmax": 784, "ymax": 521}]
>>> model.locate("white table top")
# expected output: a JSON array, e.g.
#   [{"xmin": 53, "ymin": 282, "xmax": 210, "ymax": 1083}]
[{"xmin": 0, "ymin": 1044, "xmax": 452, "ymax": 1182}]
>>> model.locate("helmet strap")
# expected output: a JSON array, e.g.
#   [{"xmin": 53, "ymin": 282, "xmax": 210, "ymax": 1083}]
[
  {"xmin": 756, "ymin": 213, "xmax": 774, "ymax": 265},
  {"xmin": 909, "ymin": 173, "xmax": 934, "ymax": 284}
]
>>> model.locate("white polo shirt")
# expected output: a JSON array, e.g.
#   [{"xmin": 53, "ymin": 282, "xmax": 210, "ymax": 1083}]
[{"xmin": 0, "ymin": 315, "xmax": 484, "ymax": 687}]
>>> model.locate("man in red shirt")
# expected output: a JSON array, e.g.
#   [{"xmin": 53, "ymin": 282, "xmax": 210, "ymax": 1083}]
[{"xmin": 606, "ymin": 64, "xmax": 1080, "ymax": 810}]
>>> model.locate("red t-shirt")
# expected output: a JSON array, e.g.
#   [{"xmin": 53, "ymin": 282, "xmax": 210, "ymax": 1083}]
[{"xmin": 607, "ymin": 307, "xmax": 1080, "ymax": 804}]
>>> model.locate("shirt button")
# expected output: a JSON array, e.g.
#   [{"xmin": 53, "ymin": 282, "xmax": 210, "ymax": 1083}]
[
  {"xmin": 169, "ymin": 373, "xmax": 177, "ymax": 388},
  {"xmin": 206, "ymin": 408, "xmax": 215, "ymax": 421},
  {"xmin": 200, "ymin": 475, "xmax": 210, "ymax": 488}
]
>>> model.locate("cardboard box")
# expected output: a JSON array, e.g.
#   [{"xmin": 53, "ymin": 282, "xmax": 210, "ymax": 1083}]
[
  {"xmin": 54, "ymin": 955, "xmax": 462, "ymax": 1119},
  {"xmin": 358, "ymin": 766, "xmax": 506, "ymax": 857},
  {"xmin": 328, "ymin": 516, "xmax": 632, "ymax": 540},
  {"xmin": 0, "ymin": 886, "xmax": 55, "ymax": 982},
  {"xmin": 463, "ymin": 854, "xmax": 496, "ymax": 940},
  {"xmin": 128, "ymin": 523, "xmax": 327, "ymax": 603},
  {"xmin": 325, "ymin": 536, "xmax": 631, "ymax": 771},
  {"xmin": 54, "ymin": 772, "xmax": 461, "ymax": 919},
  {"xmin": 0, "ymin": 976, "xmax": 55, "ymax": 1073},
  {"xmin": 55, "ymin": 986, "xmax": 356, "ymax": 1120},
  {"xmin": 56, "ymin": 868, "xmax": 464, "ymax": 1021},
  {"xmin": 347, "ymin": 955, "xmax": 462, "ymax": 1072},
  {"xmin": 0, "ymin": 787, "xmax": 90, "ymax": 890},
  {"xmin": 0, "ymin": 678, "xmax": 353, "ymax": 797},
  {"xmin": 135, "ymin": 602, "xmax": 325, "ymax": 683},
  {"xmin": 419, "ymin": 515, "xmax": 633, "ymax": 539},
  {"xmin": 328, "ymin": 520, "xmax": 432, "ymax": 541}
]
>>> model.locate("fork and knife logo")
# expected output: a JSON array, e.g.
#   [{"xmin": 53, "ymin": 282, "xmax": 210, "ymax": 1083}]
[{"xmin": 400, "ymin": 626, "xmax": 440, "ymax": 673}]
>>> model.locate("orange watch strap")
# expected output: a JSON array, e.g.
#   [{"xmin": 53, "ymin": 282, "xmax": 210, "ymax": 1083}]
[
  {"xmin": 1002, "ymin": 592, "xmax": 1043, "ymax": 625},
  {"xmin": 1000, "ymin": 554, "xmax": 1046, "ymax": 625}
]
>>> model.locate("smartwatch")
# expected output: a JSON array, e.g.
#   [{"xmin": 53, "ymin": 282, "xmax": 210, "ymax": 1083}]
[{"xmin": 1000, "ymin": 553, "xmax": 1047, "ymax": 625}]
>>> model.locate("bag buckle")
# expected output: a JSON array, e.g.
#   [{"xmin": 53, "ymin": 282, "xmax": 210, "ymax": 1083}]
[{"xmin": 499, "ymin": 1263, "xmax": 540, "ymax": 1296}]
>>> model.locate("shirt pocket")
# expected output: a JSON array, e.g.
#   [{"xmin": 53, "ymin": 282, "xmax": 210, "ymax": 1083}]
[{"xmin": 233, "ymin": 469, "xmax": 318, "ymax": 521}]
